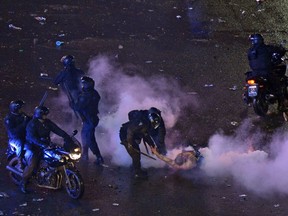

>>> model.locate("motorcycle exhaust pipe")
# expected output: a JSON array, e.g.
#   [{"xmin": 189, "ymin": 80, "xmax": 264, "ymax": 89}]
[{"xmin": 6, "ymin": 165, "xmax": 23, "ymax": 177}]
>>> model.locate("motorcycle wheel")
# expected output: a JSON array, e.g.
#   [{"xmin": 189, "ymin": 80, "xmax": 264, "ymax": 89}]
[
  {"xmin": 8, "ymin": 157, "xmax": 23, "ymax": 185},
  {"xmin": 64, "ymin": 168, "xmax": 84, "ymax": 199},
  {"xmin": 252, "ymin": 97, "xmax": 269, "ymax": 117}
]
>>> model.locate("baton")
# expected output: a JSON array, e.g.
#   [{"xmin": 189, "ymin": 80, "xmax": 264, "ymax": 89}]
[{"xmin": 131, "ymin": 147, "xmax": 156, "ymax": 160}]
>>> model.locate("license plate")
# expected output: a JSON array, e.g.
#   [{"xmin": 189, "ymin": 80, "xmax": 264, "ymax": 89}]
[{"xmin": 248, "ymin": 85, "xmax": 258, "ymax": 97}]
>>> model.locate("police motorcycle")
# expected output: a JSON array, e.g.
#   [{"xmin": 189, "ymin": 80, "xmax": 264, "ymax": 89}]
[
  {"xmin": 243, "ymin": 47, "xmax": 288, "ymax": 117},
  {"xmin": 6, "ymin": 130, "xmax": 84, "ymax": 199}
]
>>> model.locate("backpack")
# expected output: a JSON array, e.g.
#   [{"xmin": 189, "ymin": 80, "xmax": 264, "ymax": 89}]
[{"xmin": 128, "ymin": 110, "xmax": 146, "ymax": 121}]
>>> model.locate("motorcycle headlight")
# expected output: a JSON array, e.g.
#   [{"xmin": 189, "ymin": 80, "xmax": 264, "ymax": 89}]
[{"xmin": 69, "ymin": 148, "xmax": 81, "ymax": 160}]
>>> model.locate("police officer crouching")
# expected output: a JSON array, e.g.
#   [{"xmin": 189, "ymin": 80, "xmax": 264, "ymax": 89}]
[
  {"xmin": 119, "ymin": 107, "xmax": 167, "ymax": 179},
  {"xmin": 73, "ymin": 76, "xmax": 104, "ymax": 165}
]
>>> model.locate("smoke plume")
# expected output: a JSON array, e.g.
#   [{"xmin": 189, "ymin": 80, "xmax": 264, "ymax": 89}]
[
  {"xmin": 200, "ymin": 119, "xmax": 288, "ymax": 195},
  {"xmin": 86, "ymin": 55, "xmax": 198, "ymax": 167}
]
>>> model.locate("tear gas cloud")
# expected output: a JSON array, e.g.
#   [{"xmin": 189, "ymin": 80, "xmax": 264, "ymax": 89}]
[
  {"xmin": 200, "ymin": 119, "xmax": 288, "ymax": 195},
  {"xmin": 87, "ymin": 55, "xmax": 198, "ymax": 167},
  {"xmin": 51, "ymin": 55, "xmax": 288, "ymax": 196}
]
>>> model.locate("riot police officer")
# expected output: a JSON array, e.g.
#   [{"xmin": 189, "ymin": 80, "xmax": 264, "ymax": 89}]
[
  {"xmin": 21, "ymin": 106, "xmax": 73, "ymax": 193},
  {"xmin": 73, "ymin": 76, "xmax": 104, "ymax": 165},
  {"xmin": 53, "ymin": 55, "xmax": 85, "ymax": 105},
  {"xmin": 247, "ymin": 33, "xmax": 287, "ymax": 111},
  {"xmin": 119, "ymin": 107, "xmax": 167, "ymax": 179},
  {"xmin": 4, "ymin": 100, "xmax": 31, "ymax": 165}
]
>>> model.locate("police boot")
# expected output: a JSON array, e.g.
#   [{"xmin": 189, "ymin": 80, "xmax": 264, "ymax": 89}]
[
  {"xmin": 94, "ymin": 156, "xmax": 104, "ymax": 166},
  {"xmin": 134, "ymin": 168, "xmax": 148, "ymax": 179}
]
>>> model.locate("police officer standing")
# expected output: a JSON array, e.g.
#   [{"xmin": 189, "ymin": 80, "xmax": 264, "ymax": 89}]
[
  {"xmin": 4, "ymin": 100, "xmax": 31, "ymax": 166},
  {"xmin": 53, "ymin": 55, "xmax": 85, "ymax": 105},
  {"xmin": 247, "ymin": 34, "xmax": 287, "ymax": 111},
  {"xmin": 119, "ymin": 108, "xmax": 167, "ymax": 179},
  {"xmin": 73, "ymin": 76, "xmax": 104, "ymax": 165},
  {"xmin": 21, "ymin": 106, "xmax": 73, "ymax": 193}
]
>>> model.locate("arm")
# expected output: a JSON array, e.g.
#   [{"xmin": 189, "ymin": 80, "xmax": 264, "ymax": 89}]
[
  {"xmin": 150, "ymin": 146, "xmax": 175, "ymax": 166},
  {"xmin": 46, "ymin": 119, "xmax": 70, "ymax": 140}
]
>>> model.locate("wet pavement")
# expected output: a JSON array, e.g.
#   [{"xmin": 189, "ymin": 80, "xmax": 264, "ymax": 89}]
[{"xmin": 1, "ymin": 0, "xmax": 288, "ymax": 215}]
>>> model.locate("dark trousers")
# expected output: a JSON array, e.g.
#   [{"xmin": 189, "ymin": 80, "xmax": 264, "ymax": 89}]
[
  {"xmin": 22, "ymin": 148, "xmax": 41, "ymax": 184},
  {"xmin": 123, "ymin": 141, "xmax": 141, "ymax": 171},
  {"xmin": 81, "ymin": 118, "xmax": 102, "ymax": 158}
]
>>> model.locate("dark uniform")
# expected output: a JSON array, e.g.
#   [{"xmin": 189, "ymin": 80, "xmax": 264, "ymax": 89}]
[
  {"xmin": 53, "ymin": 55, "xmax": 84, "ymax": 103},
  {"xmin": 4, "ymin": 100, "xmax": 30, "ymax": 161},
  {"xmin": 247, "ymin": 34, "xmax": 286, "ymax": 110},
  {"xmin": 21, "ymin": 106, "xmax": 72, "ymax": 193},
  {"xmin": 74, "ymin": 76, "xmax": 103, "ymax": 165},
  {"xmin": 119, "ymin": 107, "xmax": 167, "ymax": 178}
]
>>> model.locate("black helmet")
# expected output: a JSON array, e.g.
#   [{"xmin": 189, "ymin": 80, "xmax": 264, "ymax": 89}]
[
  {"xmin": 249, "ymin": 34, "xmax": 264, "ymax": 46},
  {"xmin": 148, "ymin": 107, "xmax": 161, "ymax": 115},
  {"xmin": 148, "ymin": 112, "xmax": 161, "ymax": 129},
  {"xmin": 60, "ymin": 55, "xmax": 75, "ymax": 67},
  {"xmin": 34, "ymin": 106, "xmax": 49, "ymax": 118},
  {"xmin": 9, "ymin": 100, "xmax": 25, "ymax": 113},
  {"xmin": 81, "ymin": 76, "xmax": 95, "ymax": 90}
]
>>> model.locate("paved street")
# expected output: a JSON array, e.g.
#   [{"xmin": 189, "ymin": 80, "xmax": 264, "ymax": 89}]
[{"xmin": 1, "ymin": 1, "xmax": 288, "ymax": 215}]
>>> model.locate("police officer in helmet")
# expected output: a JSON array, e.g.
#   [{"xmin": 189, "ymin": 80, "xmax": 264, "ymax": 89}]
[
  {"xmin": 247, "ymin": 33, "xmax": 287, "ymax": 111},
  {"xmin": 53, "ymin": 55, "xmax": 85, "ymax": 107},
  {"xmin": 21, "ymin": 106, "xmax": 73, "ymax": 193},
  {"xmin": 73, "ymin": 76, "xmax": 104, "ymax": 165},
  {"xmin": 4, "ymin": 100, "xmax": 31, "ymax": 166},
  {"xmin": 119, "ymin": 107, "xmax": 167, "ymax": 179}
]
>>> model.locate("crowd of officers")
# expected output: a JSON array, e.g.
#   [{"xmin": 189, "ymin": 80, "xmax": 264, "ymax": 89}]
[
  {"xmin": 4, "ymin": 33, "xmax": 283, "ymax": 193},
  {"xmin": 4, "ymin": 54, "xmax": 171, "ymax": 193}
]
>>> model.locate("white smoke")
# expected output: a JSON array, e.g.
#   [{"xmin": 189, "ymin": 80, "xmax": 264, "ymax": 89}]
[
  {"xmin": 86, "ymin": 55, "xmax": 198, "ymax": 167},
  {"xmin": 50, "ymin": 55, "xmax": 288, "ymax": 196},
  {"xmin": 200, "ymin": 120, "xmax": 288, "ymax": 195}
]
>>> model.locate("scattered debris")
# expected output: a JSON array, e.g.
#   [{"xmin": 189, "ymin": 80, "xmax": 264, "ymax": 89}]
[
  {"xmin": 239, "ymin": 194, "xmax": 247, "ymax": 201},
  {"xmin": 48, "ymin": 86, "xmax": 58, "ymax": 91},
  {"xmin": 8, "ymin": 24, "xmax": 22, "ymax": 30},
  {"xmin": 218, "ymin": 18, "xmax": 226, "ymax": 23},
  {"xmin": 32, "ymin": 198, "xmax": 44, "ymax": 202},
  {"xmin": 229, "ymin": 85, "xmax": 237, "ymax": 91},
  {"xmin": 231, "ymin": 121, "xmax": 239, "ymax": 126},
  {"xmin": 34, "ymin": 16, "xmax": 46, "ymax": 21},
  {"xmin": 19, "ymin": 202, "xmax": 27, "ymax": 207},
  {"xmin": 0, "ymin": 192, "xmax": 9, "ymax": 198},
  {"xmin": 55, "ymin": 41, "xmax": 64, "ymax": 46},
  {"xmin": 204, "ymin": 84, "xmax": 214, "ymax": 87}
]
